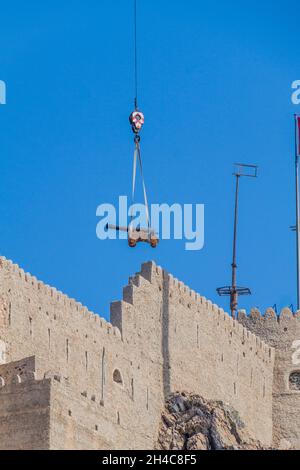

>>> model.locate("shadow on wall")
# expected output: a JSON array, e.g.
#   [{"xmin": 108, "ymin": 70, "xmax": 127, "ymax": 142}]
[{"xmin": 162, "ymin": 272, "xmax": 171, "ymax": 399}]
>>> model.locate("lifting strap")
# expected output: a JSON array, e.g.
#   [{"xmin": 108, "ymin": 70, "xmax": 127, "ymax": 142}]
[{"xmin": 130, "ymin": 137, "xmax": 150, "ymax": 231}]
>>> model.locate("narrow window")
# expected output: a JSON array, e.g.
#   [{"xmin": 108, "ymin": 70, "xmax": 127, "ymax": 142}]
[
  {"xmin": 48, "ymin": 328, "xmax": 51, "ymax": 349},
  {"xmin": 85, "ymin": 351, "xmax": 88, "ymax": 371},
  {"xmin": 29, "ymin": 317, "xmax": 33, "ymax": 337},
  {"xmin": 113, "ymin": 369, "xmax": 123, "ymax": 385},
  {"xmin": 66, "ymin": 339, "xmax": 69, "ymax": 362},
  {"xmin": 289, "ymin": 371, "xmax": 300, "ymax": 391}
]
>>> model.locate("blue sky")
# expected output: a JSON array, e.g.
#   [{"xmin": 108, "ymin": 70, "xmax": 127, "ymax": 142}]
[{"xmin": 0, "ymin": 0, "xmax": 299, "ymax": 319}]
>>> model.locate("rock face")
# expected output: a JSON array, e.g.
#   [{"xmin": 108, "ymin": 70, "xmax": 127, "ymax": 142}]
[{"xmin": 157, "ymin": 392, "xmax": 270, "ymax": 450}]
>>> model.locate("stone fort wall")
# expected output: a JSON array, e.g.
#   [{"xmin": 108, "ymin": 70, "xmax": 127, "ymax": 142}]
[
  {"xmin": 0, "ymin": 256, "xmax": 274, "ymax": 449},
  {"xmin": 0, "ymin": 357, "xmax": 50, "ymax": 450},
  {"xmin": 238, "ymin": 308, "xmax": 300, "ymax": 449}
]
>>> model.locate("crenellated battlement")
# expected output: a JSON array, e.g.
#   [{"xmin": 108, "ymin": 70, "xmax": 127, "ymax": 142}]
[
  {"xmin": 237, "ymin": 306, "xmax": 300, "ymax": 352},
  {"xmin": 237, "ymin": 307, "xmax": 300, "ymax": 323},
  {"xmin": 0, "ymin": 256, "xmax": 122, "ymax": 340},
  {"xmin": 0, "ymin": 256, "xmax": 275, "ymax": 367},
  {"xmin": 111, "ymin": 260, "xmax": 274, "ymax": 365}
]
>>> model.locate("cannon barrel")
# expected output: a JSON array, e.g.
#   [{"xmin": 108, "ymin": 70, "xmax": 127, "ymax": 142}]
[
  {"xmin": 106, "ymin": 224, "xmax": 128, "ymax": 233},
  {"xmin": 106, "ymin": 223, "xmax": 156, "ymax": 235}
]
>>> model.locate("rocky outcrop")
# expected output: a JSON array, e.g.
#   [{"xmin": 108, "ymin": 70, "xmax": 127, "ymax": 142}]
[{"xmin": 157, "ymin": 392, "xmax": 271, "ymax": 450}]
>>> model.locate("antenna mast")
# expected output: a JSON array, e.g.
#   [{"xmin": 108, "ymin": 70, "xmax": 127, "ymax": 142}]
[
  {"xmin": 217, "ymin": 163, "xmax": 258, "ymax": 317},
  {"xmin": 292, "ymin": 115, "xmax": 300, "ymax": 310}
]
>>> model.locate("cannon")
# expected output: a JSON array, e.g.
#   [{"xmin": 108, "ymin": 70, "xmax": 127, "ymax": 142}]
[{"xmin": 106, "ymin": 224, "xmax": 159, "ymax": 248}]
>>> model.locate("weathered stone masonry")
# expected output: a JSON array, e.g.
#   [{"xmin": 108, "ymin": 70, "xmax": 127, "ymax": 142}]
[
  {"xmin": 238, "ymin": 308, "xmax": 300, "ymax": 449},
  {"xmin": 0, "ymin": 256, "xmax": 298, "ymax": 449}
]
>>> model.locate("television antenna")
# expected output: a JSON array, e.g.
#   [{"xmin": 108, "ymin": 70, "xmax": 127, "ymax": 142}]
[
  {"xmin": 217, "ymin": 163, "xmax": 258, "ymax": 317},
  {"xmin": 290, "ymin": 115, "xmax": 300, "ymax": 309}
]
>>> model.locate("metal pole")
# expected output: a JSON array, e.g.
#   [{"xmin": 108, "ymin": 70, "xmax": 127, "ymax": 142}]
[
  {"xmin": 231, "ymin": 174, "xmax": 240, "ymax": 316},
  {"xmin": 295, "ymin": 115, "xmax": 300, "ymax": 311},
  {"xmin": 217, "ymin": 164, "xmax": 256, "ymax": 310}
]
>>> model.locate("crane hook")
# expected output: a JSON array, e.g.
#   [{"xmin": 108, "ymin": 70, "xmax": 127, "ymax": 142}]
[{"xmin": 129, "ymin": 110, "xmax": 145, "ymax": 134}]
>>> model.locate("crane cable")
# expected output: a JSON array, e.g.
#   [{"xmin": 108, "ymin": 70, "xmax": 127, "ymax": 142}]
[
  {"xmin": 129, "ymin": 0, "xmax": 151, "ymax": 232},
  {"xmin": 134, "ymin": 0, "xmax": 138, "ymax": 111}
]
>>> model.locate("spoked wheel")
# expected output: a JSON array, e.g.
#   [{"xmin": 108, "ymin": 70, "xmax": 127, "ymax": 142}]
[{"xmin": 128, "ymin": 239, "xmax": 137, "ymax": 248}]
